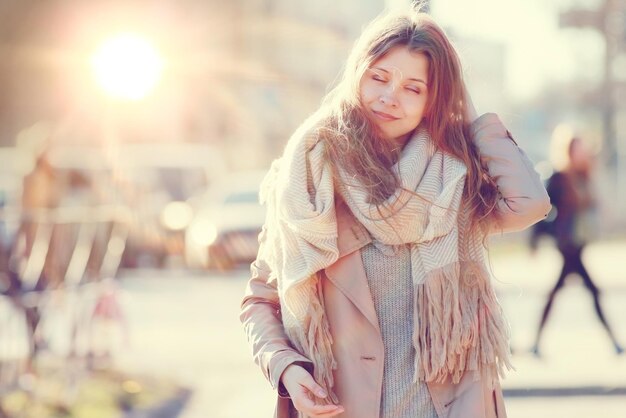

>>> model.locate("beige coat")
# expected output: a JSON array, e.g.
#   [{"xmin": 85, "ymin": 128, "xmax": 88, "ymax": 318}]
[{"xmin": 240, "ymin": 113, "xmax": 551, "ymax": 418}]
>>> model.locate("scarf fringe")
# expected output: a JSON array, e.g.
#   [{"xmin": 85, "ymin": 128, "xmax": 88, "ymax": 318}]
[
  {"xmin": 413, "ymin": 261, "xmax": 514, "ymax": 386},
  {"xmin": 284, "ymin": 274, "xmax": 339, "ymax": 405}
]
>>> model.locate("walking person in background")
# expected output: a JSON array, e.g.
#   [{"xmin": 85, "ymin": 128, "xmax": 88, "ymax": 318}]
[
  {"xmin": 241, "ymin": 6, "xmax": 550, "ymax": 418},
  {"xmin": 530, "ymin": 133, "xmax": 624, "ymax": 357},
  {"xmin": 15, "ymin": 149, "xmax": 62, "ymax": 372},
  {"xmin": 20, "ymin": 150, "xmax": 61, "ymax": 260}
]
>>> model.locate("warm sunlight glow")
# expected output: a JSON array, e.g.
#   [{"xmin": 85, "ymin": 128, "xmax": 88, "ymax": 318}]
[{"xmin": 91, "ymin": 33, "xmax": 164, "ymax": 100}]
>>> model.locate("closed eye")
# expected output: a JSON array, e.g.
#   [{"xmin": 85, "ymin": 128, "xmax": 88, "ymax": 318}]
[{"xmin": 368, "ymin": 68, "xmax": 386, "ymax": 83}]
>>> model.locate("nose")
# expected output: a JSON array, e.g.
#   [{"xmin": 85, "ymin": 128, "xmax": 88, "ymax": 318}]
[{"xmin": 379, "ymin": 85, "xmax": 398, "ymax": 107}]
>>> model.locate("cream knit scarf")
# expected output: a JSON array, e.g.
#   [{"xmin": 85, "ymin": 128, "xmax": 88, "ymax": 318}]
[{"xmin": 259, "ymin": 122, "xmax": 512, "ymax": 403}]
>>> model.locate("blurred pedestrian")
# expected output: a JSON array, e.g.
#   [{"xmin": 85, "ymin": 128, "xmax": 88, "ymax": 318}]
[
  {"xmin": 20, "ymin": 150, "xmax": 61, "ymax": 256},
  {"xmin": 530, "ymin": 134, "xmax": 624, "ymax": 357},
  {"xmin": 241, "ymin": 6, "xmax": 550, "ymax": 418},
  {"xmin": 15, "ymin": 149, "xmax": 62, "ymax": 372}
]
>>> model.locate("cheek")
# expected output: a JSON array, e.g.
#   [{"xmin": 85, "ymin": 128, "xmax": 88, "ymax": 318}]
[
  {"xmin": 403, "ymin": 97, "xmax": 427, "ymax": 119},
  {"xmin": 359, "ymin": 84, "xmax": 374, "ymax": 103}
]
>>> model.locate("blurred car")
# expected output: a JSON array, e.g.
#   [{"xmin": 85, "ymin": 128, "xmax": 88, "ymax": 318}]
[
  {"xmin": 44, "ymin": 143, "xmax": 226, "ymax": 268},
  {"xmin": 116, "ymin": 143, "xmax": 227, "ymax": 268},
  {"xmin": 185, "ymin": 170, "xmax": 267, "ymax": 270}
]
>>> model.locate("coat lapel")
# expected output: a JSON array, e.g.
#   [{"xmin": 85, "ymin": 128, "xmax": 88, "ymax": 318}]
[{"xmin": 324, "ymin": 199, "xmax": 380, "ymax": 332}]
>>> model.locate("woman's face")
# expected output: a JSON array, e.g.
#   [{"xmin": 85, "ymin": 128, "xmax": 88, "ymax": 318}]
[
  {"xmin": 359, "ymin": 45, "xmax": 429, "ymax": 146},
  {"xmin": 569, "ymin": 139, "xmax": 593, "ymax": 171}
]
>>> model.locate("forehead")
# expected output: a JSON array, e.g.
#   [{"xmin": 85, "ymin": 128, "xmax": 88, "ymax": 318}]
[{"xmin": 371, "ymin": 46, "xmax": 429, "ymax": 81}]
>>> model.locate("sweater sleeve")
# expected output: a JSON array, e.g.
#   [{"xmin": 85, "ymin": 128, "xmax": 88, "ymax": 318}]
[
  {"xmin": 471, "ymin": 113, "xmax": 552, "ymax": 235},
  {"xmin": 240, "ymin": 223, "xmax": 314, "ymax": 396}
]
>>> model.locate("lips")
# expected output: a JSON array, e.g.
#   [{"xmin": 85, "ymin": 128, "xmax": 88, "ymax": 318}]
[{"xmin": 372, "ymin": 109, "xmax": 399, "ymax": 121}]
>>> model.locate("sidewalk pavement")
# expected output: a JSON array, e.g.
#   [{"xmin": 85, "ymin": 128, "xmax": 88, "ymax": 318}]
[
  {"xmin": 488, "ymin": 238, "xmax": 626, "ymax": 396},
  {"xmin": 113, "ymin": 238, "xmax": 626, "ymax": 418}
]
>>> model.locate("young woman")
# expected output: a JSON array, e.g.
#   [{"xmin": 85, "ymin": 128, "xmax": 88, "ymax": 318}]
[{"xmin": 241, "ymin": 8, "xmax": 551, "ymax": 418}]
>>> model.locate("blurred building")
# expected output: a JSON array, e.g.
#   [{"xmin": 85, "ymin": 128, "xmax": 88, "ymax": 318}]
[
  {"xmin": 227, "ymin": 0, "xmax": 390, "ymax": 165},
  {"xmin": 0, "ymin": 0, "xmax": 415, "ymax": 170},
  {"xmin": 448, "ymin": 34, "xmax": 508, "ymax": 118}
]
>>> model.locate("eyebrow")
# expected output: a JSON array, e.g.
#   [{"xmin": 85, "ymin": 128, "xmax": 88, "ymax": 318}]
[{"xmin": 372, "ymin": 66, "xmax": 428, "ymax": 86}]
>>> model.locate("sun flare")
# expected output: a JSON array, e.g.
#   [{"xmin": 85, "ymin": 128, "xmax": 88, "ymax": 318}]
[{"xmin": 91, "ymin": 33, "xmax": 164, "ymax": 100}]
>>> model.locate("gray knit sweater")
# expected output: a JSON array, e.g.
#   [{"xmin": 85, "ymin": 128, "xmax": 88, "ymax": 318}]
[{"xmin": 361, "ymin": 239, "xmax": 438, "ymax": 418}]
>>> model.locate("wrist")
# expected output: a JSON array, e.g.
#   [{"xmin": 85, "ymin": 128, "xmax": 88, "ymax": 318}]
[
  {"xmin": 280, "ymin": 363, "xmax": 302, "ymax": 384},
  {"xmin": 278, "ymin": 362, "xmax": 309, "ymax": 398},
  {"xmin": 278, "ymin": 365, "xmax": 296, "ymax": 397}
]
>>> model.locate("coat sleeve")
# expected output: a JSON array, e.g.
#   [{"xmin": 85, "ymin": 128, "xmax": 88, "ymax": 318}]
[
  {"xmin": 240, "ymin": 223, "xmax": 314, "ymax": 396},
  {"xmin": 471, "ymin": 113, "xmax": 552, "ymax": 235}
]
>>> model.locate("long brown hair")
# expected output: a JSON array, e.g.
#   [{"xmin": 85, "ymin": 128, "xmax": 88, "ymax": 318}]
[{"xmin": 313, "ymin": 7, "xmax": 500, "ymax": 234}]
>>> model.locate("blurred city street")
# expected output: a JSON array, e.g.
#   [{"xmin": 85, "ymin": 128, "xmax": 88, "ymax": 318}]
[
  {"xmin": 114, "ymin": 238, "xmax": 626, "ymax": 418},
  {"xmin": 2, "ymin": 1, "xmax": 626, "ymax": 417}
]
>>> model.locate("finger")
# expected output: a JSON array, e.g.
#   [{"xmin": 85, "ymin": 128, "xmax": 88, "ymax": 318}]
[
  {"xmin": 298, "ymin": 374, "xmax": 327, "ymax": 399},
  {"xmin": 307, "ymin": 404, "xmax": 344, "ymax": 417},
  {"xmin": 293, "ymin": 392, "xmax": 317, "ymax": 411},
  {"xmin": 294, "ymin": 396, "xmax": 342, "ymax": 416},
  {"xmin": 310, "ymin": 406, "xmax": 345, "ymax": 418},
  {"xmin": 310, "ymin": 404, "xmax": 342, "ymax": 414}
]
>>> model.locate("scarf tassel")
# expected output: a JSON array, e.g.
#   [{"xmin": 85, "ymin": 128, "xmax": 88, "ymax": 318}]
[
  {"xmin": 284, "ymin": 274, "xmax": 339, "ymax": 405},
  {"xmin": 413, "ymin": 261, "xmax": 514, "ymax": 386}
]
